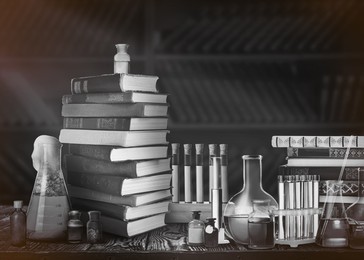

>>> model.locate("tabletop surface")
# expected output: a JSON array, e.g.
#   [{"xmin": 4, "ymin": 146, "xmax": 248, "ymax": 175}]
[{"xmin": 1, "ymin": 205, "xmax": 364, "ymax": 260}]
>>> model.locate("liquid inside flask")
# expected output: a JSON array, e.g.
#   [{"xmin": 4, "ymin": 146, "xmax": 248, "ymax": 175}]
[
  {"xmin": 27, "ymin": 135, "xmax": 71, "ymax": 241},
  {"xmin": 224, "ymin": 155, "xmax": 278, "ymax": 245},
  {"xmin": 315, "ymin": 180, "xmax": 349, "ymax": 247}
]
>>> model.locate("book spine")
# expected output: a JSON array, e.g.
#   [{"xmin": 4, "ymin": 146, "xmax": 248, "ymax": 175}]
[
  {"xmin": 320, "ymin": 180, "xmax": 362, "ymax": 196},
  {"xmin": 62, "ymin": 93, "xmax": 133, "ymax": 104},
  {"xmin": 67, "ymin": 172, "xmax": 124, "ymax": 196},
  {"xmin": 69, "ymin": 144, "xmax": 112, "ymax": 161},
  {"xmin": 287, "ymin": 148, "xmax": 364, "ymax": 159},
  {"xmin": 65, "ymin": 155, "xmax": 137, "ymax": 177},
  {"xmin": 71, "ymin": 74, "xmax": 120, "ymax": 94},
  {"xmin": 61, "ymin": 104, "xmax": 147, "ymax": 117},
  {"xmin": 272, "ymin": 136, "xmax": 358, "ymax": 148},
  {"xmin": 63, "ymin": 118, "xmax": 131, "ymax": 130},
  {"xmin": 279, "ymin": 166, "xmax": 360, "ymax": 181}
]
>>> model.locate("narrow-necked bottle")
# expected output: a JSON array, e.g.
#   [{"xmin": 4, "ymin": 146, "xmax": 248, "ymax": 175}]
[
  {"xmin": 114, "ymin": 44, "xmax": 130, "ymax": 74},
  {"xmin": 188, "ymin": 211, "xmax": 204, "ymax": 246},
  {"xmin": 10, "ymin": 200, "xmax": 26, "ymax": 246},
  {"xmin": 224, "ymin": 155, "xmax": 278, "ymax": 245}
]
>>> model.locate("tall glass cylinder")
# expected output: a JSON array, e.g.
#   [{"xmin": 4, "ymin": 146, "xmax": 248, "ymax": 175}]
[{"xmin": 224, "ymin": 155, "xmax": 278, "ymax": 244}]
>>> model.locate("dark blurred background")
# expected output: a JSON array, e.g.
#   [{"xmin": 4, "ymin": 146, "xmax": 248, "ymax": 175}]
[{"xmin": 0, "ymin": 0, "xmax": 364, "ymax": 204}]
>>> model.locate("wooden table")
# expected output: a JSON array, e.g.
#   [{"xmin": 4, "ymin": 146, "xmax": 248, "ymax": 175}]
[{"xmin": 0, "ymin": 205, "xmax": 363, "ymax": 260}]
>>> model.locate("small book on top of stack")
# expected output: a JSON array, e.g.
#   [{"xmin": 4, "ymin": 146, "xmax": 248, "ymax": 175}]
[
  {"xmin": 272, "ymin": 135, "xmax": 364, "ymax": 206},
  {"xmin": 59, "ymin": 46, "xmax": 171, "ymax": 237}
]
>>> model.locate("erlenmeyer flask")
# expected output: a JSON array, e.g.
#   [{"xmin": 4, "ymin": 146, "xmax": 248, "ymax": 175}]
[
  {"xmin": 346, "ymin": 168, "xmax": 364, "ymax": 249},
  {"xmin": 27, "ymin": 136, "xmax": 71, "ymax": 241},
  {"xmin": 223, "ymin": 155, "xmax": 278, "ymax": 245},
  {"xmin": 316, "ymin": 180, "xmax": 349, "ymax": 247}
]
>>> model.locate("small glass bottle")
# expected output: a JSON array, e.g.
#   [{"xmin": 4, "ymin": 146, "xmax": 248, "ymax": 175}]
[
  {"xmin": 204, "ymin": 218, "xmax": 218, "ymax": 248},
  {"xmin": 188, "ymin": 211, "xmax": 204, "ymax": 246},
  {"xmin": 87, "ymin": 211, "xmax": 102, "ymax": 244},
  {"xmin": 248, "ymin": 199, "xmax": 275, "ymax": 249},
  {"xmin": 67, "ymin": 210, "xmax": 83, "ymax": 243},
  {"xmin": 114, "ymin": 44, "xmax": 130, "ymax": 74},
  {"xmin": 10, "ymin": 200, "xmax": 26, "ymax": 247}
]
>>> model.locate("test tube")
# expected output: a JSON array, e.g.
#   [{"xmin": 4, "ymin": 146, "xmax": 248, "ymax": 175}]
[
  {"xmin": 195, "ymin": 144, "xmax": 204, "ymax": 203},
  {"xmin": 278, "ymin": 175, "xmax": 285, "ymax": 240},
  {"xmin": 294, "ymin": 175, "xmax": 302, "ymax": 239},
  {"xmin": 211, "ymin": 157, "xmax": 222, "ymax": 230},
  {"xmin": 208, "ymin": 144, "xmax": 217, "ymax": 202},
  {"xmin": 184, "ymin": 144, "xmax": 192, "ymax": 203},
  {"xmin": 171, "ymin": 143, "xmax": 180, "ymax": 203},
  {"xmin": 220, "ymin": 144, "xmax": 229, "ymax": 203},
  {"xmin": 307, "ymin": 175, "xmax": 314, "ymax": 238},
  {"xmin": 285, "ymin": 175, "xmax": 295, "ymax": 239},
  {"xmin": 302, "ymin": 175, "xmax": 309, "ymax": 238},
  {"xmin": 312, "ymin": 175, "xmax": 320, "ymax": 237}
]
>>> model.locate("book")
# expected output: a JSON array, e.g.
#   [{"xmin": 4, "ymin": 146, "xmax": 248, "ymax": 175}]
[
  {"xmin": 67, "ymin": 172, "xmax": 172, "ymax": 196},
  {"xmin": 71, "ymin": 73, "xmax": 159, "ymax": 94},
  {"xmin": 287, "ymin": 147, "xmax": 364, "ymax": 159},
  {"xmin": 272, "ymin": 136, "xmax": 361, "ymax": 148},
  {"xmin": 65, "ymin": 155, "xmax": 171, "ymax": 177},
  {"xmin": 63, "ymin": 117, "xmax": 168, "ymax": 131},
  {"xmin": 59, "ymin": 129, "xmax": 169, "ymax": 147},
  {"xmin": 279, "ymin": 165, "xmax": 360, "ymax": 180},
  {"xmin": 286, "ymin": 158, "xmax": 364, "ymax": 167},
  {"xmin": 62, "ymin": 92, "xmax": 168, "ymax": 104},
  {"xmin": 70, "ymin": 197, "xmax": 170, "ymax": 221},
  {"xmin": 319, "ymin": 195, "xmax": 359, "ymax": 204},
  {"xmin": 101, "ymin": 213, "xmax": 166, "ymax": 237},
  {"xmin": 61, "ymin": 103, "xmax": 168, "ymax": 117},
  {"xmin": 67, "ymin": 185, "xmax": 171, "ymax": 207},
  {"xmin": 320, "ymin": 180, "xmax": 361, "ymax": 196},
  {"xmin": 67, "ymin": 144, "xmax": 169, "ymax": 162}
]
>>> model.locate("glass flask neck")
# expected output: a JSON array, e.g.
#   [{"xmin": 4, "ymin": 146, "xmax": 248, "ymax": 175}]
[
  {"xmin": 252, "ymin": 200, "xmax": 270, "ymax": 213},
  {"xmin": 40, "ymin": 143, "xmax": 62, "ymax": 171},
  {"xmin": 242, "ymin": 155, "xmax": 263, "ymax": 192}
]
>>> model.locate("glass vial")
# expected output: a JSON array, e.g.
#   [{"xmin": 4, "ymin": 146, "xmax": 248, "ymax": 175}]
[
  {"xmin": 224, "ymin": 155, "xmax": 278, "ymax": 245},
  {"xmin": 87, "ymin": 211, "xmax": 102, "ymax": 243},
  {"xmin": 188, "ymin": 211, "xmax": 204, "ymax": 246},
  {"xmin": 27, "ymin": 136, "xmax": 71, "ymax": 241},
  {"xmin": 10, "ymin": 200, "xmax": 26, "ymax": 246},
  {"xmin": 204, "ymin": 218, "xmax": 218, "ymax": 248},
  {"xmin": 316, "ymin": 180, "xmax": 349, "ymax": 247},
  {"xmin": 67, "ymin": 210, "xmax": 83, "ymax": 243},
  {"xmin": 114, "ymin": 44, "xmax": 130, "ymax": 74},
  {"xmin": 248, "ymin": 200, "xmax": 275, "ymax": 249}
]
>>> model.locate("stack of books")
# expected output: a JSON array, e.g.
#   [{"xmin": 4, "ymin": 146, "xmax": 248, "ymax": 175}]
[
  {"xmin": 272, "ymin": 135, "xmax": 363, "ymax": 206},
  {"xmin": 59, "ymin": 69, "xmax": 172, "ymax": 237}
]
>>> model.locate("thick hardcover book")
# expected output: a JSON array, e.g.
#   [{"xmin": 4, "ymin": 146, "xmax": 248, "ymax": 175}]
[
  {"xmin": 61, "ymin": 103, "xmax": 168, "ymax": 117},
  {"xmin": 279, "ymin": 165, "xmax": 360, "ymax": 180},
  {"xmin": 65, "ymin": 155, "xmax": 171, "ymax": 177},
  {"xmin": 287, "ymin": 147, "xmax": 364, "ymax": 159},
  {"xmin": 62, "ymin": 92, "xmax": 168, "ymax": 104},
  {"xmin": 68, "ymin": 185, "xmax": 171, "ymax": 207},
  {"xmin": 286, "ymin": 158, "xmax": 364, "ymax": 167},
  {"xmin": 67, "ymin": 172, "xmax": 172, "ymax": 196},
  {"xmin": 67, "ymin": 144, "xmax": 169, "ymax": 162},
  {"xmin": 63, "ymin": 117, "xmax": 168, "ymax": 131},
  {"xmin": 319, "ymin": 180, "xmax": 361, "ymax": 196},
  {"xmin": 272, "ymin": 136, "xmax": 362, "ymax": 148},
  {"xmin": 101, "ymin": 213, "xmax": 166, "ymax": 237},
  {"xmin": 71, "ymin": 73, "xmax": 159, "ymax": 94},
  {"xmin": 70, "ymin": 197, "xmax": 170, "ymax": 221},
  {"xmin": 59, "ymin": 129, "xmax": 169, "ymax": 147}
]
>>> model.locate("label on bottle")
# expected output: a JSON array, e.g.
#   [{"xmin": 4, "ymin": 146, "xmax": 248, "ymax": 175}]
[{"xmin": 188, "ymin": 227, "xmax": 204, "ymax": 244}]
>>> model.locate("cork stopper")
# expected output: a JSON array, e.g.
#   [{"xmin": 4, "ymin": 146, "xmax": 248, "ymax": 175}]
[
  {"xmin": 171, "ymin": 143, "xmax": 180, "ymax": 155},
  {"xmin": 219, "ymin": 144, "xmax": 227, "ymax": 155},
  {"xmin": 208, "ymin": 144, "xmax": 217, "ymax": 156},
  {"xmin": 184, "ymin": 144, "xmax": 192, "ymax": 155},
  {"xmin": 195, "ymin": 144, "xmax": 204, "ymax": 154},
  {"xmin": 13, "ymin": 200, "xmax": 23, "ymax": 209}
]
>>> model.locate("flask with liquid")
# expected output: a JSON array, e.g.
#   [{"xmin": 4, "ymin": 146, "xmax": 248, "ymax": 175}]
[
  {"xmin": 315, "ymin": 180, "xmax": 349, "ymax": 247},
  {"xmin": 248, "ymin": 199, "xmax": 275, "ymax": 249},
  {"xmin": 68, "ymin": 210, "xmax": 83, "ymax": 244},
  {"xmin": 114, "ymin": 44, "xmax": 130, "ymax": 74},
  {"xmin": 188, "ymin": 211, "xmax": 205, "ymax": 246},
  {"xmin": 346, "ymin": 168, "xmax": 364, "ymax": 249},
  {"xmin": 224, "ymin": 155, "xmax": 278, "ymax": 245},
  {"xmin": 27, "ymin": 135, "xmax": 71, "ymax": 241}
]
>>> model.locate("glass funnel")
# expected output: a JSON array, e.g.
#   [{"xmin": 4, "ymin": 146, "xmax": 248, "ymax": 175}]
[
  {"xmin": 27, "ymin": 135, "xmax": 71, "ymax": 241},
  {"xmin": 223, "ymin": 155, "xmax": 278, "ymax": 245},
  {"xmin": 315, "ymin": 180, "xmax": 349, "ymax": 247}
]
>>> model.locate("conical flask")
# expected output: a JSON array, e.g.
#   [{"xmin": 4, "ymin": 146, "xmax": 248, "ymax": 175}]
[
  {"xmin": 223, "ymin": 155, "xmax": 278, "ymax": 245},
  {"xmin": 316, "ymin": 180, "xmax": 349, "ymax": 247},
  {"xmin": 27, "ymin": 135, "xmax": 71, "ymax": 241}
]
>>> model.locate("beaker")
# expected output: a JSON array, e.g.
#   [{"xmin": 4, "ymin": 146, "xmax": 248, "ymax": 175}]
[
  {"xmin": 27, "ymin": 136, "xmax": 71, "ymax": 241},
  {"xmin": 346, "ymin": 168, "xmax": 364, "ymax": 249},
  {"xmin": 223, "ymin": 155, "xmax": 278, "ymax": 245},
  {"xmin": 315, "ymin": 180, "xmax": 349, "ymax": 247}
]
